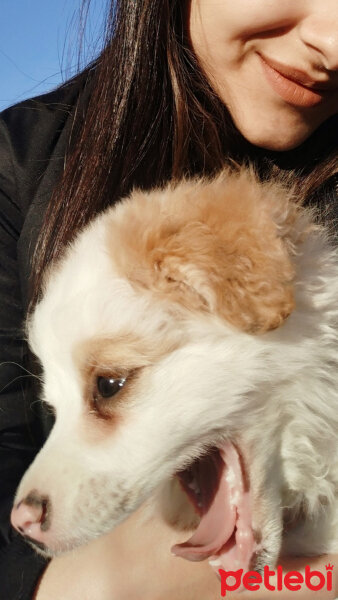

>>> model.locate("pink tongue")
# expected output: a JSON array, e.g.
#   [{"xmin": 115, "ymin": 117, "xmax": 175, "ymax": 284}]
[{"xmin": 171, "ymin": 441, "xmax": 255, "ymax": 571}]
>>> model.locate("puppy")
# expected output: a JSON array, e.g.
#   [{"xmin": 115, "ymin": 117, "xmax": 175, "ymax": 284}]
[{"xmin": 11, "ymin": 167, "xmax": 338, "ymax": 577}]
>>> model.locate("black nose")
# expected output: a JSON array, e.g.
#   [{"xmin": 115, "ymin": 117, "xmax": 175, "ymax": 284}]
[
  {"xmin": 12, "ymin": 490, "xmax": 52, "ymax": 535},
  {"xmin": 25, "ymin": 491, "xmax": 51, "ymax": 531}
]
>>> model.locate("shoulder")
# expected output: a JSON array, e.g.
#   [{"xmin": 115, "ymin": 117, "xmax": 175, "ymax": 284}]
[
  {"xmin": 0, "ymin": 68, "xmax": 93, "ymax": 215},
  {"xmin": 0, "ymin": 67, "xmax": 90, "ymax": 144}
]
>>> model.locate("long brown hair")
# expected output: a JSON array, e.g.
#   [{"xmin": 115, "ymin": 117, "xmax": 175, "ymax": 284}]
[{"xmin": 30, "ymin": 0, "xmax": 337, "ymax": 308}]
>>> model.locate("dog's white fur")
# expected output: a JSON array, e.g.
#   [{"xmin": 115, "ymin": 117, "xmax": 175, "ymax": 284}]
[{"xmin": 15, "ymin": 168, "xmax": 338, "ymax": 569}]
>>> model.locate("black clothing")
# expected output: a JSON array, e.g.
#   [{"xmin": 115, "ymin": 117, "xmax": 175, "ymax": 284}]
[
  {"xmin": 0, "ymin": 78, "xmax": 83, "ymax": 600},
  {"xmin": 0, "ymin": 74, "xmax": 337, "ymax": 600}
]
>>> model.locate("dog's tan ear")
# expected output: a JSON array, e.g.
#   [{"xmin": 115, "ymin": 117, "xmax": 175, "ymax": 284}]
[
  {"xmin": 150, "ymin": 219, "xmax": 295, "ymax": 333},
  {"xmin": 108, "ymin": 174, "xmax": 297, "ymax": 334}
]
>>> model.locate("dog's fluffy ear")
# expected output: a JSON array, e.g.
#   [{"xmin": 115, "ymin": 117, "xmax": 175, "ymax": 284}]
[
  {"xmin": 149, "ymin": 223, "xmax": 295, "ymax": 334},
  {"xmin": 108, "ymin": 170, "xmax": 299, "ymax": 333}
]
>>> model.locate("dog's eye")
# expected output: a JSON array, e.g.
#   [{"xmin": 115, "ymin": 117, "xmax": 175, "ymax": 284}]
[{"xmin": 95, "ymin": 376, "xmax": 126, "ymax": 399}]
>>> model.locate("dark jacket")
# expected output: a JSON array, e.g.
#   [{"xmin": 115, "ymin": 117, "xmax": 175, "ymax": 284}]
[
  {"xmin": 0, "ymin": 74, "xmax": 337, "ymax": 599},
  {"xmin": 0, "ymin": 77, "xmax": 84, "ymax": 600}
]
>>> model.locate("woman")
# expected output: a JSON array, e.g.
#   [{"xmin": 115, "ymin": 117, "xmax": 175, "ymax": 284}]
[{"xmin": 0, "ymin": 1, "xmax": 337, "ymax": 598}]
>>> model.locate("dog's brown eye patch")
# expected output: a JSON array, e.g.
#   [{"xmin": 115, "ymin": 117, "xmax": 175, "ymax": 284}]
[{"xmin": 74, "ymin": 332, "xmax": 180, "ymax": 428}]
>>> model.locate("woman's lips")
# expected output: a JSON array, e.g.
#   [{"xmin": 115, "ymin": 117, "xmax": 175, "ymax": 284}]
[{"xmin": 258, "ymin": 54, "xmax": 329, "ymax": 108}]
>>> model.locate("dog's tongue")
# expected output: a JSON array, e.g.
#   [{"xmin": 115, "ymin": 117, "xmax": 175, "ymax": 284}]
[{"xmin": 172, "ymin": 442, "xmax": 255, "ymax": 572}]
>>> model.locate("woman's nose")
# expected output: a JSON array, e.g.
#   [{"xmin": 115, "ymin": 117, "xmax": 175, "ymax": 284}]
[{"xmin": 299, "ymin": 10, "xmax": 338, "ymax": 71}]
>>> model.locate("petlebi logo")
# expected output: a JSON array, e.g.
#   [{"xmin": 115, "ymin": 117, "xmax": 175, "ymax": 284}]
[{"xmin": 218, "ymin": 563, "xmax": 334, "ymax": 596}]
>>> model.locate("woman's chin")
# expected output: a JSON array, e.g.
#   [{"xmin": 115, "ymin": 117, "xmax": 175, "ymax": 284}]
[
  {"xmin": 254, "ymin": 137, "xmax": 309, "ymax": 152},
  {"xmin": 231, "ymin": 111, "xmax": 325, "ymax": 152},
  {"xmin": 243, "ymin": 126, "xmax": 316, "ymax": 152}
]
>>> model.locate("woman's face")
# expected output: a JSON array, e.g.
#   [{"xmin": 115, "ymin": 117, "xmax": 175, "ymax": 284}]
[{"xmin": 188, "ymin": 0, "xmax": 338, "ymax": 150}]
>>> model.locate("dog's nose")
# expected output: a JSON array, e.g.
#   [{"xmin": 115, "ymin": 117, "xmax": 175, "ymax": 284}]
[{"xmin": 11, "ymin": 491, "xmax": 51, "ymax": 538}]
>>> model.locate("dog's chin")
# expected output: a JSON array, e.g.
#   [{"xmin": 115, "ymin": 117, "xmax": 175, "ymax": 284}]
[
  {"xmin": 172, "ymin": 440, "xmax": 263, "ymax": 573},
  {"xmin": 24, "ymin": 531, "xmax": 98, "ymax": 559},
  {"xmin": 23, "ymin": 535, "xmax": 57, "ymax": 558}
]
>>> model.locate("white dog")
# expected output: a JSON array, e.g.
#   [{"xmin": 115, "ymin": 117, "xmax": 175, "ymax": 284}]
[{"xmin": 11, "ymin": 168, "xmax": 338, "ymax": 577}]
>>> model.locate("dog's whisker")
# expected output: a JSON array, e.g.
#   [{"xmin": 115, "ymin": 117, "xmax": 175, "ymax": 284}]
[
  {"xmin": 30, "ymin": 398, "xmax": 45, "ymax": 409},
  {"xmin": 0, "ymin": 361, "xmax": 43, "ymax": 382},
  {"xmin": 0, "ymin": 374, "xmax": 39, "ymax": 394}
]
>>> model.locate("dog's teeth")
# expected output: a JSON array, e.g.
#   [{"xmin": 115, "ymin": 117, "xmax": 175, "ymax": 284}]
[
  {"xmin": 188, "ymin": 479, "xmax": 200, "ymax": 494},
  {"xmin": 209, "ymin": 558, "xmax": 221, "ymax": 567},
  {"xmin": 225, "ymin": 466, "xmax": 236, "ymax": 486},
  {"xmin": 231, "ymin": 491, "xmax": 240, "ymax": 505}
]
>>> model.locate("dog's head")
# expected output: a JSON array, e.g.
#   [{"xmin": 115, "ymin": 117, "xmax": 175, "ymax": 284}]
[{"xmin": 11, "ymin": 169, "xmax": 307, "ymax": 569}]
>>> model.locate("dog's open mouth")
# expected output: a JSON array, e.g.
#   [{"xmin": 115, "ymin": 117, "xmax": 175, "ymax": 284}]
[{"xmin": 172, "ymin": 441, "xmax": 258, "ymax": 572}]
